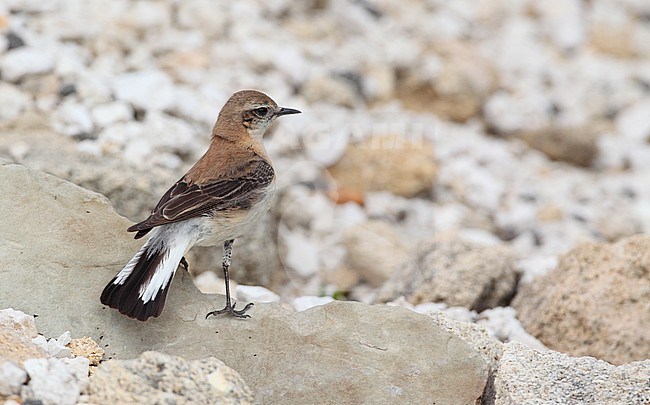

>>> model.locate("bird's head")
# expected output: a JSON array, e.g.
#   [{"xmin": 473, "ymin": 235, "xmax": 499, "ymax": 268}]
[{"xmin": 215, "ymin": 90, "xmax": 301, "ymax": 141}]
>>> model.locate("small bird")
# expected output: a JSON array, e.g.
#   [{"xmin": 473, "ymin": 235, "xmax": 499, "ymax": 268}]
[{"xmin": 101, "ymin": 90, "xmax": 300, "ymax": 321}]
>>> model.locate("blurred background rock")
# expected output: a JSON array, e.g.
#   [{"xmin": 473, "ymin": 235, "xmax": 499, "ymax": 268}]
[{"xmin": 0, "ymin": 0, "xmax": 649, "ymax": 364}]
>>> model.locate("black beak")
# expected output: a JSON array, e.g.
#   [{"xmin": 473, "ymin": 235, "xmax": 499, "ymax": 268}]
[{"xmin": 275, "ymin": 107, "xmax": 301, "ymax": 116}]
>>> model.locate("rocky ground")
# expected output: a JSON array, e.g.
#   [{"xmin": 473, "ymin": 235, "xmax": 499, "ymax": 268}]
[{"xmin": 1, "ymin": 0, "xmax": 649, "ymax": 404}]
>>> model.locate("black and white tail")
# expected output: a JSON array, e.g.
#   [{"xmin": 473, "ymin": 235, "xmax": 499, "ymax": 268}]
[{"xmin": 100, "ymin": 230, "xmax": 189, "ymax": 321}]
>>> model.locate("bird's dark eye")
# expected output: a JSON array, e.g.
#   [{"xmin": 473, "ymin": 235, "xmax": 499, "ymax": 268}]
[{"xmin": 254, "ymin": 107, "xmax": 269, "ymax": 117}]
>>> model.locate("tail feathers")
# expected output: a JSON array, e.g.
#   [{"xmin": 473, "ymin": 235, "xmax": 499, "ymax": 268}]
[{"xmin": 101, "ymin": 237, "xmax": 187, "ymax": 321}]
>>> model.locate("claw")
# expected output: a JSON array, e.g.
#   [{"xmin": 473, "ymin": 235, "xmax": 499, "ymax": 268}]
[{"xmin": 206, "ymin": 302, "xmax": 254, "ymax": 319}]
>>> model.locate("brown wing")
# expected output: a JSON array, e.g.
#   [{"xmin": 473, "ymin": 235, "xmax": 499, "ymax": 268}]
[{"xmin": 128, "ymin": 160, "xmax": 274, "ymax": 239}]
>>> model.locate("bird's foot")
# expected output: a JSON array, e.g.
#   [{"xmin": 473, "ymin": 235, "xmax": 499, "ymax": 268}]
[{"xmin": 205, "ymin": 302, "xmax": 254, "ymax": 319}]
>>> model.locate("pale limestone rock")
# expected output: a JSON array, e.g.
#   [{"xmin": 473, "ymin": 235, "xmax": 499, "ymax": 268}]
[
  {"xmin": 0, "ymin": 162, "xmax": 488, "ymax": 404},
  {"xmin": 343, "ymin": 220, "xmax": 409, "ymax": 287},
  {"xmin": 88, "ymin": 352, "xmax": 253, "ymax": 404},
  {"xmin": 513, "ymin": 236, "xmax": 650, "ymax": 365},
  {"xmin": 493, "ymin": 342, "xmax": 650, "ymax": 404}
]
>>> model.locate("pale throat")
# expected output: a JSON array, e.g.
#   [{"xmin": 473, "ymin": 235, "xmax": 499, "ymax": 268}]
[{"xmin": 247, "ymin": 120, "xmax": 273, "ymax": 142}]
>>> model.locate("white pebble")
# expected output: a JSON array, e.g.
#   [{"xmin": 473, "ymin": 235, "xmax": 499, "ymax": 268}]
[
  {"xmin": 22, "ymin": 358, "xmax": 82, "ymax": 405},
  {"xmin": 0, "ymin": 83, "xmax": 30, "ymax": 121},
  {"xmin": 281, "ymin": 230, "xmax": 320, "ymax": 277},
  {"xmin": 478, "ymin": 307, "xmax": 548, "ymax": 351},
  {"xmin": 112, "ymin": 70, "xmax": 176, "ymax": 111},
  {"xmin": 0, "ymin": 361, "xmax": 27, "ymax": 396},
  {"xmin": 235, "ymin": 285, "xmax": 280, "ymax": 303},
  {"xmin": 291, "ymin": 296, "xmax": 334, "ymax": 312},
  {"xmin": 32, "ymin": 332, "xmax": 72, "ymax": 358},
  {"xmin": 60, "ymin": 357, "xmax": 90, "ymax": 391},
  {"xmin": 52, "ymin": 101, "xmax": 94, "ymax": 137},
  {"xmin": 0, "ymin": 308, "xmax": 37, "ymax": 339},
  {"xmin": 91, "ymin": 102, "xmax": 133, "ymax": 128},
  {"xmin": 0, "ymin": 47, "xmax": 55, "ymax": 82},
  {"xmin": 616, "ymin": 99, "xmax": 650, "ymax": 142}
]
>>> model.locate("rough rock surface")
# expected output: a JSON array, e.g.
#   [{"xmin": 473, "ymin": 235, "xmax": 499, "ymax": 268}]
[
  {"xmin": 492, "ymin": 342, "xmax": 650, "ymax": 405},
  {"xmin": 0, "ymin": 308, "xmax": 38, "ymax": 342},
  {"xmin": 87, "ymin": 351, "xmax": 253, "ymax": 404},
  {"xmin": 0, "ymin": 162, "xmax": 488, "ymax": 404},
  {"xmin": 328, "ymin": 135, "xmax": 437, "ymax": 198},
  {"xmin": 513, "ymin": 236, "xmax": 650, "ymax": 365},
  {"xmin": 343, "ymin": 220, "xmax": 410, "ymax": 287},
  {"xmin": 67, "ymin": 337, "xmax": 105, "ymax": 367},
  {"xmin": 0, "ymin": 310, "xmax": 46, "ymax": 366},
  {"xmin": 0, "ymin": 361, "xmax": 27, "ymax": 397},
  {"xmin": 377, "ymin": 233, "xmax": 519, "ymax": 312},
  {"xmin": 21, "ymin": 358, "xmax": 84, "ymax": 405}
]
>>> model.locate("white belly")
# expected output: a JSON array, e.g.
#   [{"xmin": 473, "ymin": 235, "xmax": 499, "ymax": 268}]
[{"xmin": 193, "ymin": 184, "xmax": 275, "ymax": 247}]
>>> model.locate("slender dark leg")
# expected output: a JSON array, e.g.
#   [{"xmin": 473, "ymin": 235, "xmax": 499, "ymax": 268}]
[
  {"xmin": 180, "ymin": 257, "xmax": 189, "ymax": 272},
  {"xmin": 205, "ymin": 239, "xmax": 254, "ymax": 319}
]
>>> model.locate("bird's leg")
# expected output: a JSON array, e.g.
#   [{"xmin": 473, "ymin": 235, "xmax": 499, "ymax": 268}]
[
  {"xmin": 205, "ymin": 239, "xmax": 254, "ymax": 319},
  {"xmin": 180, "ymin": 257, "xmax": 189, "ymax": 272}
]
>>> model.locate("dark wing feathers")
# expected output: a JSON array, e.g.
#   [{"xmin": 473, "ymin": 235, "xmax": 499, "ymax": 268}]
[{"xmin": 128, "ymin": 160, "xmax": 274, "ymax": 238}]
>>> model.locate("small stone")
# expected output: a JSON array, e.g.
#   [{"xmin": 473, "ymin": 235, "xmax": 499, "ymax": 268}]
[
  {"xmin": 588, "ymin": 7, "xmax": 637, "ymax": 58},
  {"xmin": 0, "ymin": 361, "xmax": 27, "ymax": 396},
  {"xmin": 60, "ymin": 356, "xmax": 90, "ymax": 391},
  {"xmin": 32, "ymin": 333, "xmax": 72, "ymax": 358},
  {"xmin": 235, "ymin": 285, "xmax": 280, "ymax": 303},
  {"xmin": 406, "ymin": 43, "xmax": 497, "ymax": 122},
  {"xmin": 281, "ymin": 230, "xmax": 320, "ymax": 277},
  {"xmin": 5, "ymin": 31, "xmax": 25, "ymax": 51},
  {"xmin": 322, "ymin": 265, "xmax": 360, "ymax": 291},
  {"xmin": 22, "ymin": 358, "xmax": 82, "ymax": 405},
  {"xmin": 328, "ymin": 134, "xmax": 437, "ymax": 198},
  {"xmin": 291, "ymin": 296, "xmax": 335, "ymax": 312},
  {"xmin": 67, "ymin": 337, "xmax": 104, "ymax": 366},
  {"xmin": 362, "ymin": 64, "xmax": 395, "ymax": 102},
  {"xmin": 86, "ymin": 351, "xmax": 253, "ymax": 404},
  {"xmin": 343, "ymin": 220, "xmax": 409, "ymax": 287},
  {"xmin": 517, "ymin": 125, "xmax": 600, "ymax": 167},
  {"xmin": 51, "ymin": 101, "xmax": 94, "ymax": 137},
  {"xmin": 0, "ymin": 308, "xmax": 38, "ymax": 339},
  {"xmin": 112, "ymin": 70, "xmax": 176, "ymax": 111},
  {"xmin": 302, "ymin": 126, "xmax": 349, "ymax": 167},
  {"xmin": 0, "ymin": 328, "xmax": 47, "ymax": 366},
  {"xmin": 0, "ymin": 82, "xmax": 30, "ymax": 122},
  {"xmin": 58, "ymin": 83, "xmax": 76, "ymax": 97},
  {"xmin": 484, "ymin": 90, "xmax": 550, "ymax": 134},
  {"xmin": 7, "ymin": 142, "xmax": 30, "ymax": 161},
  {"xmin": 616, "ymin": 99, "xmax": 650, "ymax": 143},
  {"xmin": 193, "ymin": 272, "xmax": 235, "ymax": 296},
  {"xmin": 117, "ymin": 1, "xmax": 171, "ymax": 31},
  {"xmin": 176, "ymin": 0, "xmax": 228, "ymax": 37},
  {"xmin": 532, "ymin": 0, "xmax": 584, "ymax": 51},
  {"xmin": 91, "ymin": 102, "xmax": 133, "ymax": 128},
  {"xmin": 303, "ymin": 74, "xmax": 362, "ymax": 108},
  {"xmin": 477, "ymin": 307, "xmax": 547, "ymax": 351},
  {"xmin": 0, "ymin": 46, "xmax": 55, "ymax": 82},
  {"xmin": 537, "ymin": 204, "xmax": 563, "ymax": 222},
  {"xmin": 377, "ymin": 232, "xmax": 518, "ymax": 312}
]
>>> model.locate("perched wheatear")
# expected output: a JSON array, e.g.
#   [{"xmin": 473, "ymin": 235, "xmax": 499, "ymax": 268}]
[{"xmin": 101, "ymin": 90, "xmax": 300, "ymax": 321}]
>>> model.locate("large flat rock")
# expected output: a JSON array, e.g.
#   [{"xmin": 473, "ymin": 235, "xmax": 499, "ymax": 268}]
[{"xmin": 0, "ymin": 161, "xmax": 488, "ymax": 404}]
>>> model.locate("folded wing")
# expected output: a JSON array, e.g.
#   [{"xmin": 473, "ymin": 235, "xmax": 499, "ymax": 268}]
[{"xmin": 128, "ymin": 160, "xmax": 274, "ymax": 239}]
